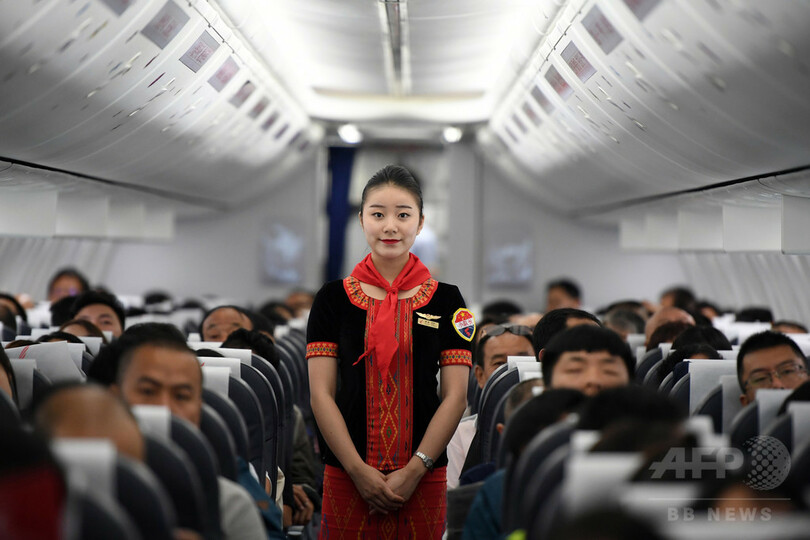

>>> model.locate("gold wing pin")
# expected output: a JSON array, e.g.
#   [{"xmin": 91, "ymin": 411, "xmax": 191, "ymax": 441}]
[{"xmin": 416, "ymin": 312, "xmax": 441, "ymax": 320}]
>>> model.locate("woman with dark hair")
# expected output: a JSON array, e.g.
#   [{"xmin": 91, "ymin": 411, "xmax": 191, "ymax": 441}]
[
  {"xmin": 307, "ymin": 165, "xmax": 473, "ymax": 538},
  {"xmin": 47, "ymin": 268, "xmax": 90, "ymax": 303},
  {"xmin": 59, "ymin": 318, "xmax": 109, "ymax": 344}
]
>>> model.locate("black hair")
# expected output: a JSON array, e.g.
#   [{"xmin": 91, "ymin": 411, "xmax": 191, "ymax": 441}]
[
  {"xmin": 602, "ymin": 308, "xmax": 645, "ymax": 336},
  {"xmin": 115, "ymin": 323, "xmax": 198, "ymax": 387},
  {"xmin": 646, "ymin": 321, "xmax": 692, "ymax": 351},
  {"xmin": 0, "ymin": 293, "xmax": 27, "ymax": 322},
  {"xmin": 245, "ymin": 310, "xmax": 276, "ymax": 337},
  {"xmin": 69, "ymin": 291, "xmax": 126, "ymax": 330},
  {"xmin": 671, "ymin": 325, "xmax": 732, "ymax": 351},
  {"xmin": 773, "ymin": 320, "xmax": 808, "ymax": 333},
  {"xmin": 258, "ymin": 300, "xmax": 294, "ymax": 325},
  {"xmin": 542, "ymin": 325, "xmax": 634, "ymax": 386},
  {"xmin": 777, "ymin": 380, "xmax": 810, "ymax": 415},
  {"xmin": 576, "ymin": 385, "xmax": 686, "ymax": 431},
  {"xmin": 696, "ymin": 300, "xmax": 722, "ymax": 316},
  {"xmin": 198, "ymin": 305, "xmax": 253, "ymax": 338},
  {"xmin": 196, "ymin": 348, "xmax": 224, "ymax": 358},
  {"xmin": 481, "ymin": 299, "xmax": 523, "ymax": 320},
  {"xmin": 737, "ymin": 306, "xmax": 774, "ymax": 323},
  {"xmin": 59, "ymin": 319, "xmax": 108, "ymax": 343},
  {"xmin": 601, "ymin": 300, "xmax": 648, "ymax": 318},
  {"xmin": 143, "ymin": 291, "xmax": 173, "ymax": 306},
  {"xmin": 736, "ymin": 331, "xmax": 808, "ymax": 389},
  {"xmin": 0, "ymin": 347, "xmax": 18, "ymax": 406},
  {"xmin": 660, "ymin": 286, "xmax": 696, "ymax": 312},
  {"xmin": 473, "ymin": 324, "xmax": 533, "ymax": 368},
  {"xmin": 49, "ymin": 296, "xmax": 76, "ymax": 327},
  {"xmin": 360, "ymin": 165, "xmax": 423, "ymax": 217},
  {"xmin": 221, "ymin": 328, "xmax": 280, "ymax": 369},
  {"xmin": 503, "ymin": 379, "xmax": 544, "ymax": 420},
  {"xmin": 500, "ymin": 388, "xmax": 587, "ymax": 460},
  {"xmin": 546, "ymin": 278, "xmax": 581, "ymax": 300},
  {"xmin": 37, "ymin": 331, "xmax": 85, "ymax": 345},
  {"xmin": 653, "ymin": 344, "xmax": 722, "ymax": 388},
  {"xmin": 0, "ymin": 304, "xmax": 16, "ymax": 332},
  {"xmin": 531, "ymin": 308, "xmax": 602, "ymax": 356},
  {"xmin": 47, "ymin": 268, "xmax": 90, "ymax": 297}
]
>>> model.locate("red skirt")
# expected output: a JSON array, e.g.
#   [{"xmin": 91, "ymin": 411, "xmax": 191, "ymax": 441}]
[{"xmin": 320, "ymin": 464, "xmax": 447, "ymax": 539}]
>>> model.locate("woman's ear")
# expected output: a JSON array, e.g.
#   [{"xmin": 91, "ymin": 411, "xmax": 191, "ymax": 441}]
[
  {"xmin": 417, "ymin": 214, "xmax": 424, "ymax": 235},
  {"xmin": 358, "ymin": 211, "xmax": 364, "ymax": 230}
]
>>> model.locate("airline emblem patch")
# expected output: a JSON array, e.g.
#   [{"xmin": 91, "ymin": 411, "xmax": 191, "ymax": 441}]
[{"xmin": 452, "ymin": 309, "xmax": 476, "ymax": 342}]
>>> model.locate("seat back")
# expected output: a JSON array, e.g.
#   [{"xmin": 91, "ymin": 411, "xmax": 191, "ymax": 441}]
[
  {"xmin": 763, "ymin": 402, "xmax": 810, "ymax": 455},
  {"xmin": 693, "ymin": 375, "xmax": 743, "ymax": 434},
  {"xmin": 10, "ymin": 358, "xmax": 52, "ymax": 411},
  {"xmin": 634, "ymin": 348, "xmax": 663, "ymax": 383},
  {"xmin": 202, "ymin": 388, "xmax": 250, "ymax": 464},
  {"xmin": 251, "ymin": 353, "xmax": 287, "ymax": 488},
  {"xmin": 478, "ymin": 367, "xmax": 519, "ymax": 463},
  {"xmin": 6, "ymin": 342, "xmax": 85, "ymax": 383},
  {"xmin": 445, "ymin": 482, "xmax": 485, "ymax": 540},
  {"xmin": 729, "ymin": 389, "xmax": 791, "ymax": 448},
  {"xmin": 502, "ymin": 419, "xmax": 575, "ymax": 532},
  {"xmin": 0, "ymin": 387, "xmax": 19, "ymax": 425},
  {"xmin": 200, "ymin": 404, "xmax": 239, "ymax": 482},
  {"xmin": 76, "ymin": 491, "xmax": 142, "ymax": 540},
  {"xmin": 521, "ymin": 445, "xmax": 568, "ymax": 535}
]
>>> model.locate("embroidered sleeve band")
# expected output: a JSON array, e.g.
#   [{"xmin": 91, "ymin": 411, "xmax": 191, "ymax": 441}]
[
  {"xmin": 306, "ymin": 342, "xmax": 339, "ymax": 359},
  {"xmin": 439, "ymin": 349, "xmax": 472, "ymax": 368}
]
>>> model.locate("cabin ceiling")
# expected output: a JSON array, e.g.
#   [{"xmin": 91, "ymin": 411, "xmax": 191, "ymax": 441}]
[{"xmin": 0, "ymin": 0, "xmax": 809, "ymax": 243}]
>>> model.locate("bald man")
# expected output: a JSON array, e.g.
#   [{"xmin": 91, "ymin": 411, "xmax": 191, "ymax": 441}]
[
  {"xmin": 35, "ymin": 383, "xmax": 145, "ymax": 462},
  {"xmin": 644, "ymin": 307, "xmax": 695, "ymax": 346}
]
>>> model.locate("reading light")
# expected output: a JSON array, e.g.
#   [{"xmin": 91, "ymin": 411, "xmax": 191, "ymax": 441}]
[
  {"xmin": 442, "ymin": 126, "xmax": 463, "ymax": 143},
  {"xmin": 338, "ymin": 123, "xmax": 363, "ymax": 144}
]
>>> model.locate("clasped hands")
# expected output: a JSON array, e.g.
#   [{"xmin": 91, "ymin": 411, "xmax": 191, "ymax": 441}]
[{"xmin": 349, "ymin": 460, "xmax": 426, "ymax": 515}]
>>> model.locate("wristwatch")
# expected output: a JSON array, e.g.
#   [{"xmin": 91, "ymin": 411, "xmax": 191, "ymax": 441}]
[{"xmin": 415, "ymin": 451, "xmax": 434, "ymax": 472}]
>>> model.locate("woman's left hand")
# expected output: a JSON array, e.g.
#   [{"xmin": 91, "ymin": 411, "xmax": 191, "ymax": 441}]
[{"xmin": 384, "ymin": 460, "xmax": 425, "ymax": 503}]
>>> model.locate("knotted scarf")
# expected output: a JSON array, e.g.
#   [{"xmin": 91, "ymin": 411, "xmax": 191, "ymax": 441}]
[{"xmin": 351, "ymin": 253, "xmax": 430, "ymax": 374}]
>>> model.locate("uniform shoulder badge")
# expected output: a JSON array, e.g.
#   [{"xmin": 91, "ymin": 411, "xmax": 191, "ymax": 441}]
[{"xmin": 452, "ymin": 308, "xmax": 476, "ymax": 342}]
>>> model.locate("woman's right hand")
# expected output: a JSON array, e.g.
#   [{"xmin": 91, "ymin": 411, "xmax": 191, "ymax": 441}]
[{"xmin": 348, "ymin": 463, "xmax": 405, "ymax": 514}]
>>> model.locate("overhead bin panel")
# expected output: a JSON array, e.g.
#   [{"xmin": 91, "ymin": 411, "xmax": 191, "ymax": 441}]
[{"xmin": 0, "ymin": 0, "xmax": 316, "ymax": 207}]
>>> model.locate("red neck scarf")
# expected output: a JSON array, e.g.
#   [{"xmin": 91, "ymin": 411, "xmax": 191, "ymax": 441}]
[{"xmin": 351, "ymin": 253, "xmax": 431, "ymax": 374}]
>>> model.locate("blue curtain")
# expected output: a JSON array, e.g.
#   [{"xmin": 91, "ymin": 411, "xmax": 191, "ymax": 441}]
[{"xmin": 326, "ymin": 147, "xmax": 355, "ymax": 281}]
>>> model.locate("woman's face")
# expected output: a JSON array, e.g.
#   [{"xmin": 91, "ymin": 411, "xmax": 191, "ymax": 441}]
[{"xmin": 360, "ymin": 184, "xmax": 423, "ymax": 263}]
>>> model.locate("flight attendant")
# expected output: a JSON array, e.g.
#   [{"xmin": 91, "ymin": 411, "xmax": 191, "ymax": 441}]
[{"xmin": 307, "ymin": 165, "xmax": 473, "ymax": 538}]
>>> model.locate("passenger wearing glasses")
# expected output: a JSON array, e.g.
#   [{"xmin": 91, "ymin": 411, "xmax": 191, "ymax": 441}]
[
  {"xmin": 737, "ymin": 331, "xmax": 809, "ymax": 406},
  {"xmin": 446, "ymin": 323, "xmax": 534, "ymax": 489}
]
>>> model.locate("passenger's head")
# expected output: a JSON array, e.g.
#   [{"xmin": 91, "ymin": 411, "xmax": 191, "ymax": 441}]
[
  {"xmin": 258, "ymin": 300, "xmax": 294, "ymax": 325},
  {"xmin": 671, "ymin": 325, "xmax": 732, "ymax": 351},
  {"xmin": 500, "ymin": 388, "xmax": 586, "ymax": 460},
  {"xmin": 542, "ymin": 325, "xmax": 633, "ymax": 396},
  {"xmin": 531, "ymin": 308, "xmax": 602, "ymax": 359},
  {"xmin": 772, "ymin": 320, "xmax": 808, "ymax": 334},
  {"xmin": 112, "ymin": 323, "xmax": 203, "ymax": 426},
  {"xmin": 200, "ymin": 305, "xmax": 253, "ymax": 342},
  {"xmin": 659, "ymin": 286, "xmax": 696, "ymax": 312},
  {"xmin": 34, "ymin": 383, "xmax": 145, "ymax": 462},
  {"xmin": 70, "ymin": 291, "xmax": 125, "ymax": 338},
  {"xmin": 697, "ymin": 300, "xmax": 722, "ymax": 320},
  {"xmin": 47, "ymin": 267, "xmax": 90, "ymax": 303},
  {"xmin": 37, "ymin": 331, "xmax": 84, "ymax": 345},
  {"xmin": 0, "ymin": 348, "xmax": 18, "ymax": 406},
  {"xmin": 736, "ymin": 306, "xmax": 773, "ymax": 324},
  {"xmin": 49, "ymin": 296, "xmax": 76, "ymax": 327},
  {"xmin": 481, "ymin": 300, "xmax": 523, "ymax": 322},
  {"xmin": 285, "ymin": 289, "xmax": 315, "ymax": 317},
  {"xmin": 545, "ymin": 279, "xmax": 581, "ymax": 312},
  {"xmin": 59, "ymin": 318, "xmax": 108, "ymax": 343},
  {"xmin": 777, "ymin": 380, "xmax": 810, "ymax": 415},
  {"xmin": 602, "ymin": 308, "xmax": 645, "ymax": 341},
  {"xmin": 737, "ymin": 331, "xmax": 809, "ymax": 406},
  {"xmin": 0, "ymin": 305, "xmax": 16, "ymax": 333},
  {"xmin": 0, "ymin": 293, "xmax": 27, "ymax": 323},
  {"xmin": 473, "ymin": 323, "xmax": 534, "ymax": 388},
  {"xmin": 646, "ymin": 321, "xmax": 693, "ymax": 351},
  {"xmin": 644, "ymin": 306, "xmax": 695, "ymax": 345},
  {"xmin": 221, "ymin": 328, "xmax": 279, "ymax": 368},
  {"xmin": 577, "ymin": 385, "xmax": 686, "ymax": 431}
]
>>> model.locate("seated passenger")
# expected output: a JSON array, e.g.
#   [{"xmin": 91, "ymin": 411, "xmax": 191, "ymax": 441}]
[
  {"xmin": 47, "ymin": 267, "xmax": 90, "ymax": 303},
  {"xmin": 110, "ymin": 323, "xmax": 282, "ymax": 540},
  {"xmin": 545, "ymin": 278, "xmax": 582, "ymax": 312},
  {"xmin": 737, "ymin": 306, "xmax": 774, "ymax": 323},
  {"xmin": 200, "ymin": 306, "xmax": 254, "ymax": 342},
  {"xmin": 602, "ymin": 308, "xmax": 645, "ymax": 342},
  {"xmin": 37, "ymin": 331, "xmax": 85, "ymax": 345},
  {"xmin": 737, "ymin": 331, "xmax": 809, "ymax": 406},
  {"xmin": 541, "ymin": 325, "xmax": 633, "ymax": 396},
  {"xmin": 531, "ymin": 308, "xmax": 602, "ymax": 363},
  {"xmin": 0, "ymin": 347, "xmax": 18, "ymax": 406},
  {"xmin": 0, "ymin": 304, "xmax": 16, "ymax": 333},
  {"xmin": 69, "ymin": 291, "xmax": 125, "ymax": 338},
  {"xmin": 447, "ymin": 323, "xmax": 534, "ymax": 489},
  {"xmin": 59, "ymin": 318, "xmax": 109, "ymax": 343},
  {"xmin": 644, "ymin": 306, "xmax": 695, "ymax": 347},
  {"xmin": 772, "ymin": 320, "xmax": 808, "ymax": 334},
  {"xmin": 646, "ymin": 321, "xmax": 693, "ymax": 352},
  {"xmin": 284, "ymin": 289, "xmax": 315, "ymax": 318},
  {"xmin": 659, "ymin": 286, "xmax": 697, "ymax": 313},
  {"xmin": 0, "ymin": 292, "xmax": 27, "ymax": 326}
]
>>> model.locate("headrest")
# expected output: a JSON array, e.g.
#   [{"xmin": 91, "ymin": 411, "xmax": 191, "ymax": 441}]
[
  {"xmin": 6, "ymin": 342, "xmax": 84, "ymax": 383},
  {"xmin": 51, "ymin": 438, "xmax": 116, "ymax": 496},
  {"xmin": 687, "ymin": 360, "xmax": 736, "ymax": 413},
  {"xmin": 201, "ymin": 366, "xmax": 230, "ymax": 396},
  {"xmin": 517, "ymin": 362, "xmax": 541, "ymax": 382},
  {"xmin": 756, "ymin": 389, "xmax": 792, "ymax": 430},
  {"xmin": 720, "ymin": 374, "xmax": 744, "ymax": 433},
  {"xmin": 507, "ymin": 356, "xmax": 536, "ymax": 370},
  {"xmin": 132, "ymin": 405, "xmax": 172, "ymax": 443},
  {"xmin": 197, "ymin": 357, "xmax": 241, "ymax": 378},
  {"xmin": 626, "ymin": 334, "xmax": 645, "ymax": 352},
  {"xmin": 563, "ymin": 452, "xmax": 644, "ymax": 516},
  {"xmin": 9, "ymin": 358, "xmax": 35, "ymax": 410},
  {"xmin": 787, "ymin": 402, "xmax": 810, "ymax": 450}
]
